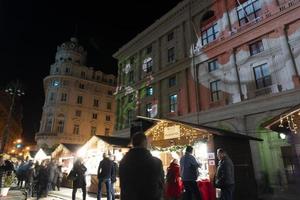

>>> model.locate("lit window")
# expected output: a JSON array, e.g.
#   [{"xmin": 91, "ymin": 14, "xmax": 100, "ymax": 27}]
[
  {"xmin": 60, "ymin": 93, "xmax": 67, "ymax": 102},
  {"xmin": 201, "ymin": 23, "xmax": 219, "ymax": 45},
  {"xmin": 94, "ymin": 99, "xmax": 99, "ymax": 107},
  {"xmin": 210, "ymin": 80, "xmax": 221, "ymax": 102},
  {"xmin": 52, "ymin": 80, "xmax": 60, "ymax": 87},
  {"xmin": 144, "ymin": 58, "xmax": 153, "ymax": 73},
  {"xmin": 237, "ymin": 0, "xmax": 261, "ymax": 26},
  {"xmin": 208, "ymin": 59, "xmax": 219, "ymax": 72},
  {"xmin": 92, "ymin": 113, "xmax": 98, "ymax": 119},
  {"xmin": 106, "ymin": 115, "xmax": 111, "ymax": 121},
  {"xmin": 77, "ymin": 96, "xmax": 83, "ymax": 104},
  {"xmin": 91, "ymin": 126, "xmax": 97, "ymax": 136},
  {"xmin": 146, "ymin": 86, "xmax": 153, "ymax": 96},
  {"xmin": 167, "ymin": 32, "xmax": 174, "ymax": 41},
  {"xmin": 169, "ymin": 76, "xmax": 176, "ymax": 87},
  {"xmin": 169, "ymin": 94, "xmax": 178, "ymax": 113},
  {"xmin": 146, "ymin": 103, "xmax": 152, "ymax": 117},
  {"xmin": 73, "ymin": 124, "xmax": 80, "ymax": 135},
  {"xmin": 249, "ymin": 40, "xmax": 264, "ymax": 56},
  {"xmin": 253, "ymin": 63, "xmax": 271, "ymax": 89},
  {"xmin": 167, "ymin": 47, "xmax": 175, "ymax": 63}
]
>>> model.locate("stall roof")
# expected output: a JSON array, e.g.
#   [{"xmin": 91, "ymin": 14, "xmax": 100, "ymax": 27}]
[
  {"xmin": 137, "ymin": 116, "xmax": 262, "ymax": 141},
  {"xmin": 61, "ymin": 143, "xmax": 82, "ymax": 153},
  {"xmin": 96, "ymin": 136, "xmax": 130, "ymax": 147}
]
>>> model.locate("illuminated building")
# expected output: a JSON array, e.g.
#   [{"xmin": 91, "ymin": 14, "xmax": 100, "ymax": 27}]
[
  {"xmin": 35, "ymin": 38, "xmax": 116, "ymax": 148},
  {"xmin": 113, "ymin": 0, "xmax": 300, "ymax": 191}
]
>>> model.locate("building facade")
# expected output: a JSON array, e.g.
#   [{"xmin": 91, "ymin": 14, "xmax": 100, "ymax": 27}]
[
  {"xmin": 36, "ymin": 38, "xmax": 116, "ymax": 148},
  {"xmin": 113, "ymin": 0, "xmax": 300, "ymax": 192}
]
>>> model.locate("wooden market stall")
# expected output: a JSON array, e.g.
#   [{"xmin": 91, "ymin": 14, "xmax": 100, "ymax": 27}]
[
  {"xmin": 77, "ymin": 135, "xmax": 130, "ymax": 194},
  {"xmin": 137, "ymin": 116, "xmax": 262, "ymax": 200}
]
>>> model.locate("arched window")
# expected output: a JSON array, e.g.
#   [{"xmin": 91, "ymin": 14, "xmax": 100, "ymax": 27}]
[
  {"xmin": 45, "ymin": 114, "xmax": 53, "ymax": 132},
  {"xmin": 56, "ymin": 114, "xmax": 65, "ymax": 133}
]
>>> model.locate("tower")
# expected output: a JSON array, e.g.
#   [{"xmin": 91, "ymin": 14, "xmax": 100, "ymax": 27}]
[{"xmin": 35, "ymin": 38, "xmax": 116, "ymax": 148}]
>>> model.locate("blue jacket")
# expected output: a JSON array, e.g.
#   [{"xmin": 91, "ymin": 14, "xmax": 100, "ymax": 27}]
[{"xmin": 180, "ymin": 153, "xmax": 200, "ymax": 181}]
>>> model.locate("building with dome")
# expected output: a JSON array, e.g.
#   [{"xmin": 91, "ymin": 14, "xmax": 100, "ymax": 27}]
[{"xmin": 35, "ymin": 37, "xmax": 116, "ymax": 148}]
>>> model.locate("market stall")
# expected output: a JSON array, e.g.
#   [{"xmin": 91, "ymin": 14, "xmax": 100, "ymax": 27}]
[
  {"xmin": 77, "ymin": 135, "xmax": 130, "ymax": 194},
  {"xmin": 34, "ymin": 148, "xmax": 51, "ymax": 163},
  {"xmin": 137, "ymin": 116, "xmax": 262, "ymax": 200}
]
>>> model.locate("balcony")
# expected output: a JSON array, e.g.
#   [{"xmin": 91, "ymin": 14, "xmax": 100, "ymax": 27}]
[{"xmin": 247, "ymin": 84, "xmax": 281, "ymax": 99}]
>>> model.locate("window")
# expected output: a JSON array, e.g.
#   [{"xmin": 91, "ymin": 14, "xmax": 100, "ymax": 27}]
[
  {"xmin": 146, "ymin": 45, "xmax": 152, "ymax": 54},
  {"xmin": 81, "ymin": 71, "xmax": 86, "ymax": 78},
  {"xmin": 128, "ymin": 70, "xmax": 134, "ymax": 83},
  {"xmin": 77, "ymin": 96, "xmax": 83, "ymax": 104},
  {"xmin": 127, "ymin": 110, "xmax": 133, "ymax": 126},
  {"xmin": 107, "ymin": 102, "xmax": 112, "ymax": 110},
  {"xmin": 201, "ymin": 23, "xmax": 219, "ymax": 45},
  {"xmin": 79, "ymin": 83, "xmax": 85, "ymax": 89},
  {"xmin": 106, "ymin": 115, "xmax": 111, "ymax": 121},
  {"xmin": 253, "ymin": 63, "xmax": 271, "ymax": 89},
  {"xmin": 55, "ymin": 68, "xmax": 59, "ymax": 73},
  {"xmin": 60, "ymin": 93, "xmax": 67, "ymax": 102},
  {"xmin": 249, "ymin": 40, "xmax": 264, "ymax": 56},
  {"xmin": 91, "ymin": 126, "xmax": 97, "ymax": 136},
  {"xmin": 146, "ymin": 86, "xmax": 153, "ymax": 96},
  {"xmin": 105, "ymin": 128, "xmax": 110, "ymax": 136},
  {"xmin": 107, "ymin": 90, "xmax": 113, "ymax": 95},
  {"xmin": 52, "ymin": 80, "xmax": 60, "ymax": 87},
  {"xmin": 146, "ymin": 103, "xmax": 152, "ymax": 117},
  {"xmin": 45, "ymin": 116, "xmax": 52, "ymax": 132},
  {"xmin": 169, "ymin": 94, "xmax": 178, "ymax": 113},
  {"xmin": 145, "ymin": 59, "xmax": 153, "ymax": 73},
  {"xmin": 167, "ymin": 47, "xmax": 175, "ymax": 63},
  {"xmin": 208, "ymin": 59, "xmax": 219, "ymax": 72},
  {"xmin": 49, "ymin": 92, "xmax": 55, "ymax": 101},
  {"xmin": 169, "ymin": 76, "xmax": 176, "ymax": 87},
  {"xmin": 75, "ymin": 110, "xmax": 82, "ymax": 117},
  {"xmin": 167, "ymin": 32, "xmax": 174, "ymax": 41},
  {"xmin": 57, "ymin": 119, "xmax": 64, "ymax": 133},
  {"xmin": 237, "ymin": 0, "xmax": 261, "ymax": 26},
  {"xmin": 73, "ymin": 124, "xmax": 80, "ymax": 135},
  {"xmin": 92, "ymin": 113, "xmax": 98, "ymax": 119},
  {"xmin": 210, "ymin": 80, "xmax": 222, "ymax": 102},
  {"xmin": 65, "ymin": 68, "xmax": 70, "ymax": 73},
  {"xmin": 93, "ymin": 99, "xmax": 99, "ymax": 107}
]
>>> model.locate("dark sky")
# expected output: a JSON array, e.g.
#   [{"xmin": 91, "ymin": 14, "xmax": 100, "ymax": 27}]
[{"xmin": 0, "ymin": 0, "xmax": 182, "ymax": 143}]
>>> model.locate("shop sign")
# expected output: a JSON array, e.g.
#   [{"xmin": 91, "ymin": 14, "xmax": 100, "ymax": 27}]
[{"xmin": 164, "ymin": 125, "xmax": 180, "ymax": 140}]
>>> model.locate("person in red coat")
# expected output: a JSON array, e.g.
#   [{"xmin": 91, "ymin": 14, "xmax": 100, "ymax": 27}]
[{"xmin": 166, "ymin": 159, "xmax": 183, "ymax": 200}]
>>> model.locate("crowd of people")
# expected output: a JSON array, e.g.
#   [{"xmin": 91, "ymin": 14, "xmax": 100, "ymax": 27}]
[
  {"xmin": 13, "ymin": 159, "xmax": 63, "ymax": 199},
  {"xmin": 69, "ymin": 133, "xmax": 235, "ymax": 200}
]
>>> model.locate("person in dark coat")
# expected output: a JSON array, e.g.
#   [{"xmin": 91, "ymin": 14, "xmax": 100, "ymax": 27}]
[
  {"xmin": 37, "ymin": 160, "xmax": 50, "ymax": 199},
  {"xmin": 55, "ymin": 165, "xmax": 63, "ymax": 191},
  {"xmin": 97, "ymin": 153, "xmax": 113, "ymax": 200},
  {"xmin": 119, "ymin": 133, "xmax": 164, "ymax": 200},
  {"xmin": 110, "ymin": 155, "xmax": 118, "ymax": 200},
  {"xmin": 71, "ymin": 158, "xmax": 87, "ymax": 200},
  {"xmin": 48, "ymin": 161, "xmax": 57, "ymax": 191},
  {"xmin": 215, "ymin": 148, "xmax": 235, "ymax": 200},
  {"xmin": 25, "ymin": 160, "xmax": 35, "ymax": 197}
]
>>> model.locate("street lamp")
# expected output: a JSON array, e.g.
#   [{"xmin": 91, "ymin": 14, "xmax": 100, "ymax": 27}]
[{"xmin": 0, "ymin": 80, "xmax": 25, "ymax": 154}]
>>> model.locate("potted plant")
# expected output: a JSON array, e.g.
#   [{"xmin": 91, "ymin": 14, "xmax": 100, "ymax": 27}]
[{"xmin": 0, "ymin": 172, "xmax": 15, "ymax": 197}]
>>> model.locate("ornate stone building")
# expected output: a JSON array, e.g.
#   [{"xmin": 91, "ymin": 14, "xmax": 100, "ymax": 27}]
[
  {"xmin": 113, "ymin": 0, "xmax": 300, "ymax": 194},
  {"xmin": 36, "ymin": 38, "xmax": 116, "ymax": 148}
]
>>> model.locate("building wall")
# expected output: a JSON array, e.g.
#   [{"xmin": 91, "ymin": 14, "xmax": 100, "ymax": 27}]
[
  {"xmin": 113, "ymin": 0, "xmax": 300, "ymax": 190},
  {"xmin": 36, "ymin": 38, "xmax": 116, "ymax": 148}
]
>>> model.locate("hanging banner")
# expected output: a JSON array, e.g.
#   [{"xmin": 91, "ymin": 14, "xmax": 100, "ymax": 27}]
[{"xmin": 164, "ymin": 125, "xmax": 180, "ymax": 140}]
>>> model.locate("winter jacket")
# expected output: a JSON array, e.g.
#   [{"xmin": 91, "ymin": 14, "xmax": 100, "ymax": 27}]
[
  {"xmin": 97, "ymin": 158, "xmax": 113, "ymax": 180},
  {"xmin": 166, "ymin": 162, "xmax": 183, "ymax": 198},
  {"xmin": 111, "ymin": 161, "xmax": 118, "ymax": 183},
  {"xmin": 180, "ymin": 153, "xmax": 200, "ymax": 181},
  {"xmin": 72, "ymin": 164, "xmax": 87, "ymax": 188},
  {"xmin": 215, "ymin": 156, "xmax": 235, "ymax": 188},
  {"xmin": 119, "ymin": 148, "xmax": 164, "ymax": 200}
]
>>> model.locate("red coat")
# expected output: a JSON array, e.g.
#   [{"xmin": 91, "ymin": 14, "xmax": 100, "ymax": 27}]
[{"xmin": 165, "ymin": 163, "xmax": 183, "ymax": 198}]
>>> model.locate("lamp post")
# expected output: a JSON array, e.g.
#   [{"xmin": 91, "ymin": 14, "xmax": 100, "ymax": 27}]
[{"xmin": 0, "ymin": 80, "xmax": 25, "ymax": 154}]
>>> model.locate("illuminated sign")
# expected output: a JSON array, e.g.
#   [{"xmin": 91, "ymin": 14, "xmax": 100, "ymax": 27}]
[{"xmin": 164, "ymin": 125, "xmax": 180, "ymax": 140}]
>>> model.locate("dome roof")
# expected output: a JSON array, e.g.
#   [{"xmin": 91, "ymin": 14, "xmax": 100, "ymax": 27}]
[{"xmin": 57, "ymin": 37, "xmax": 85, "ymax": 54}]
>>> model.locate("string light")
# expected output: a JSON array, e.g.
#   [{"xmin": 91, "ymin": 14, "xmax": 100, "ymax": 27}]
[{"xmin": 278, "ymin": 114, "xmax": 298, "ymax": 134}]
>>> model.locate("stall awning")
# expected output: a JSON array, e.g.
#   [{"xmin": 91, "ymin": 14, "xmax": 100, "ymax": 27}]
[
  {"xmin": 262, "ymin": 104, "xmax": 300, "ymax": 134},
  {"xmin": 137, "ymin": 116, "xmax": 262, "ymax": 148},
  {"xmin": 62, "ymin": 143, "xmax": 82, "ymax": 153}
]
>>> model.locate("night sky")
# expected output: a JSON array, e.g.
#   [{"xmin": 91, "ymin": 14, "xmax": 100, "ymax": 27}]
[{"xmin": 0, "ymin": 0, "xmax": 183, "ymax": 143}]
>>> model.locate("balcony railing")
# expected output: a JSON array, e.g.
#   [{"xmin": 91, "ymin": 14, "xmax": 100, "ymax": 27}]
[{"xmin": 247, "ymin": 84, "xmax": 280, "ymax": 99}]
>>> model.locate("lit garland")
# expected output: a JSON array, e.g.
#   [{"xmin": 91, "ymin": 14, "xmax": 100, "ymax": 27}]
[
  {"xmin": 279, "ymin": 114, "xmax": 299, "ymax": 134},
  {"xmin": 151, "ymin": 145, "xmax": 187, "ymax": 152}
]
